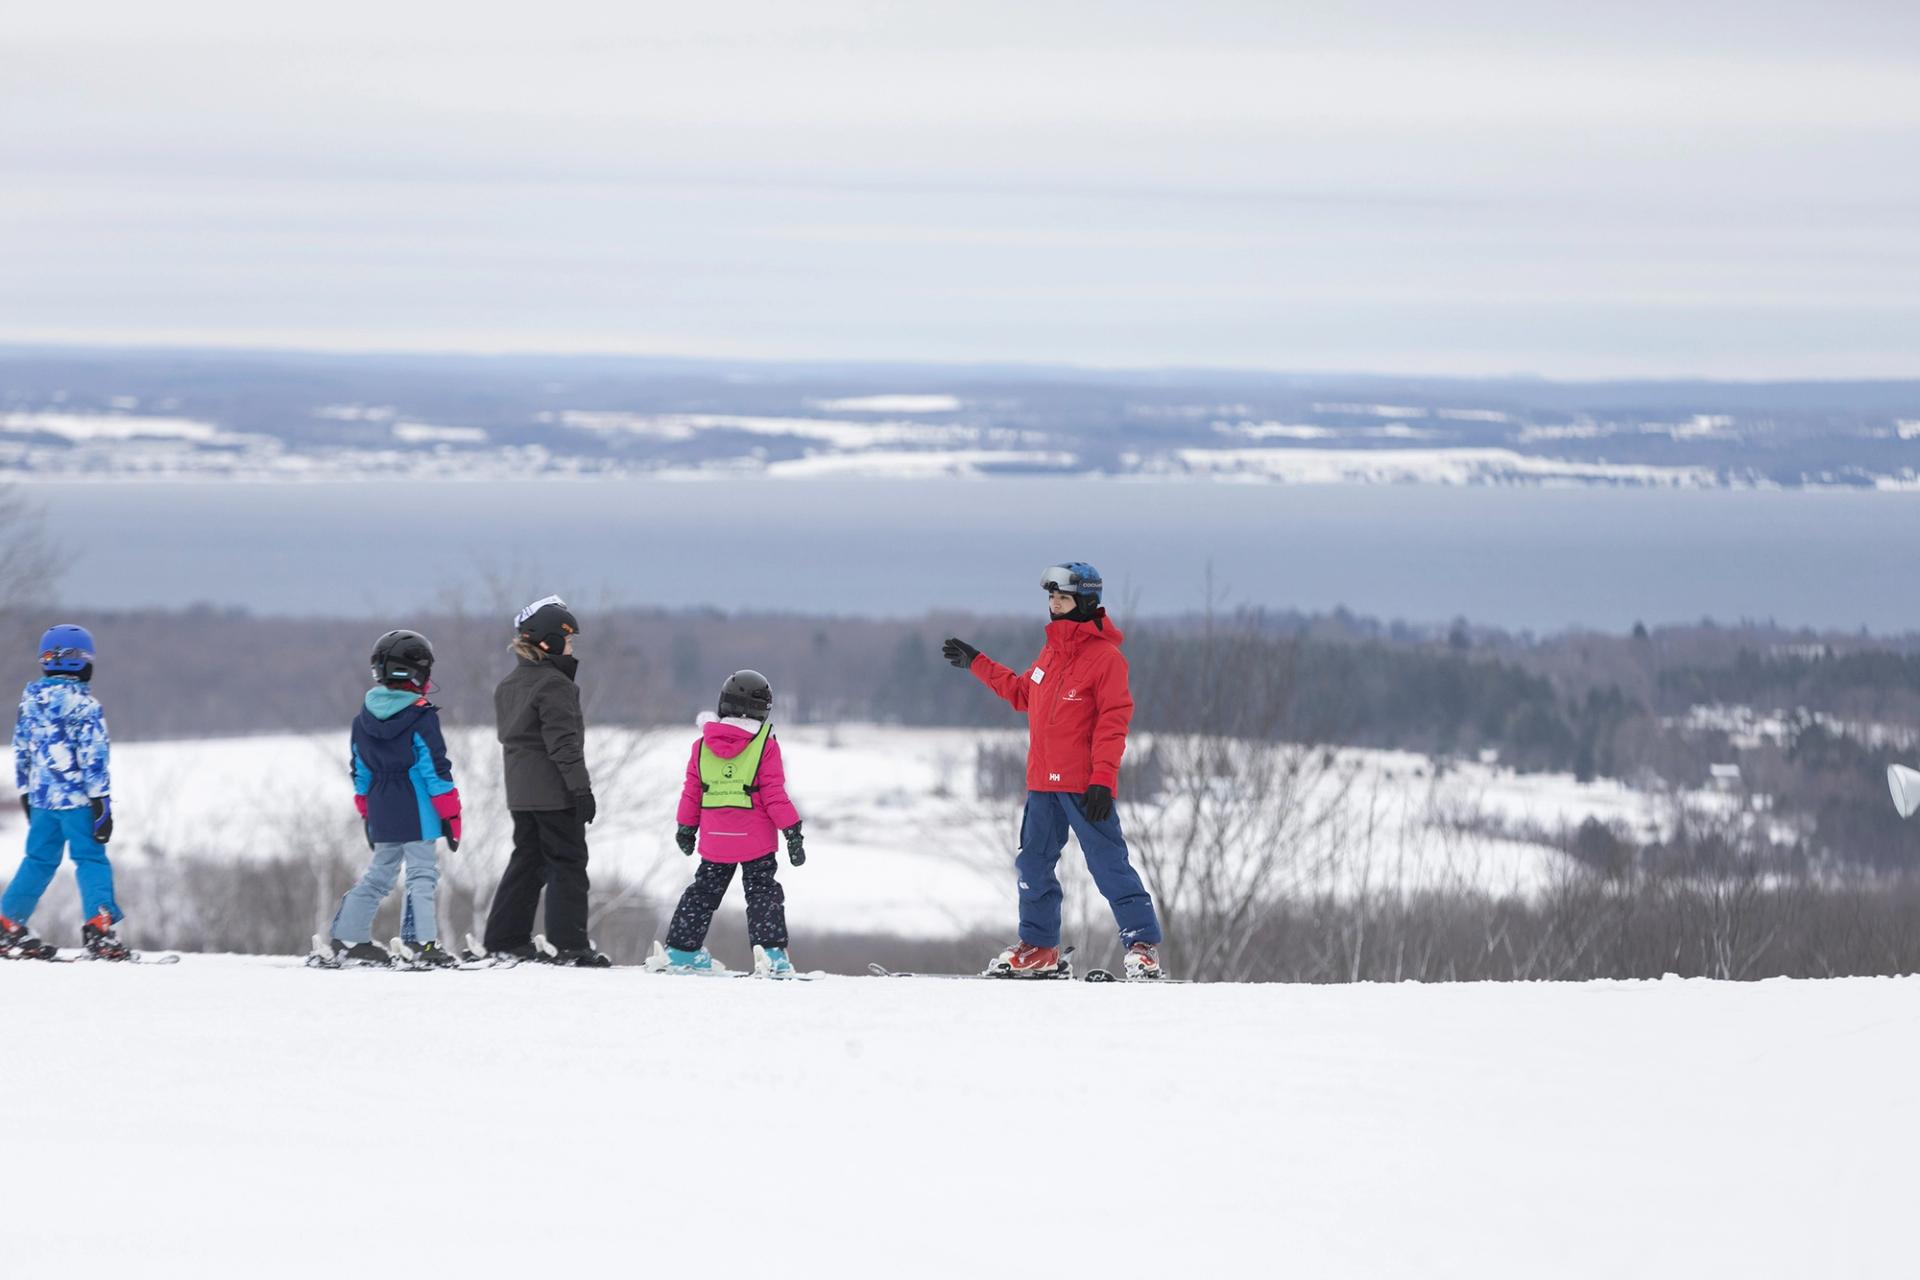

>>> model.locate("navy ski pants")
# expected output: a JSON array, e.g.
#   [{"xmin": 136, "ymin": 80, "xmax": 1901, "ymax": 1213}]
[{"xmin": 1015, "ymin": 790, "xmax": 1160, "ymax": 949}]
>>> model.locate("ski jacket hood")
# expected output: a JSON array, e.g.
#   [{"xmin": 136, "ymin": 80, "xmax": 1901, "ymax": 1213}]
[
  {"xmin": 364, "ymin": 685, "xmax": 426, "ymax": 721},
  {"xmin": 677, "ymin": 714, "xmax": 800, "ymax": 861},
  {"xmin": 697, "ymin": 712, "xmax": 768, "ymax": 760},
  {"xmin": 355, "ymin": 689, "xmax": 434, "ymax": 740},
  {"xmin": 967, "ymin": 609, "xmax": 1133, "ymax": 794}
]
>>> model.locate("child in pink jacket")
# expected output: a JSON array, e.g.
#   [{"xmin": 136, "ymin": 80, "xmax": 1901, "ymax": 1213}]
[{"xmin": 659, "ymin": 670, "xmax": 803, "ymax": 976}]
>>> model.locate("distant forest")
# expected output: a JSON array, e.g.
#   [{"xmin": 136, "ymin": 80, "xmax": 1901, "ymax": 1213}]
[{"xmin": 3, "ymin": 603, "xmax": 1916, "ymax": 868}]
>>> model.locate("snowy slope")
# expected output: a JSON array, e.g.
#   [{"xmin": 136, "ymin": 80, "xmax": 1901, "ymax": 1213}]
[
  {"xmin": 8, "ymin": 958, "xmax": 1912, "ymax": 1278},
  {"xmin": 74, "ymin": 726, "xmax": 1696, "ymax": 939}
]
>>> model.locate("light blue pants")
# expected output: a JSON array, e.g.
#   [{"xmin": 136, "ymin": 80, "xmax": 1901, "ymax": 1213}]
[
  {"xmin": 2, "ymin": 805, "xmax": 120, "ymax": 926},
  {"xmin": 330, "ymin": 840, "xmax": 439, "ymax": 945}
]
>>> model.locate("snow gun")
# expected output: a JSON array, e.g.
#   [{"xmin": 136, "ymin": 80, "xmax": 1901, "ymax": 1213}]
[{"xmin": 1889, "ymin": 765, "xmax": 1920, "ymax": 818}]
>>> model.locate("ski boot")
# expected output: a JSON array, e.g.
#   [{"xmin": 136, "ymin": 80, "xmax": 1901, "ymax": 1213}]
[
  {"xmin": 393, "ymin": 938, "xmax": 460, "ymax": 969},
  {"xmin": 530, "ymin": 934, "xmax": 611, "ymax": 968},
  {"xmin": 985, "ymin": 941, "xmax": 1066, "ymax": 978},
  {"xmin": 0, "ymin": 914, "xmax": 56, "ymax": 960},
  {"xmin": 1123, "ymin": 941, "xmax": 1164, "ymax": 980},
  {"xmin": 321, "ymin": 938, "xmax": 393, "ymax": 968},
  {"xmin": 646, "ymin": 941, "xmax": 722, "ymax": 973},
  {"xmin": 753, "ymin": 945, "xmax": 795, "ymax": 977},
  {"xmin": 462, "ymin": 934, "xmax": 539, "ymax": 966},
  {"xmin": 82, "ymin": 911, "xmax": 132, "ymax": 961}
]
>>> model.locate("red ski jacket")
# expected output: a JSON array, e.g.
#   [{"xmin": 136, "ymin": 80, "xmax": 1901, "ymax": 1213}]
[{"xmin": 969, "ymin": 612, "xmax": 1133, "ymax": 794}]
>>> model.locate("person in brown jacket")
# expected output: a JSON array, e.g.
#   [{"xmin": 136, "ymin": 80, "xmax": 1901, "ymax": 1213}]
[{"xmin": 478, "ymin": 595, "xmax": 608, "ymax": 967}]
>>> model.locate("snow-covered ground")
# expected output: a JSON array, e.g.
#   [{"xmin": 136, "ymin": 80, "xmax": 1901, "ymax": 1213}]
[
  {"xmin": 74, "ymin": 726, "xmax": 1701, "ymax": 942},
  {"xmin": 8, "ymin": 957, "xmax": 1913, "ymax": 1277}
]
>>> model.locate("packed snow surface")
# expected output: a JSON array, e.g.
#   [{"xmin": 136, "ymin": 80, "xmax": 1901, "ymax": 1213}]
[{"xmin": 8, "ymin": 958, "xmax": 1911, "ymax": 1277}]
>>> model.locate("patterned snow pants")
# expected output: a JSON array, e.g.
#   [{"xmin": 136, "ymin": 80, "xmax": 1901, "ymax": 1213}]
[{"xmin": 666, "ymin": 853, "xmax": 787, "ymax": 951}]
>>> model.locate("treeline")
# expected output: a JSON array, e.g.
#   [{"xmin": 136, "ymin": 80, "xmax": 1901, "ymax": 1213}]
[
  {"xmin": 0, "ymin": 606, "xmax": 1653, "ymax": 776},
  {"xmin": 9, "ymin": 603, "xmax": 1920, "ymax": 870}
]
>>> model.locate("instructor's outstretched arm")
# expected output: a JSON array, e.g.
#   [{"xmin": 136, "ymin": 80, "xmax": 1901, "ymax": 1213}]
[{"xmin": 945, "ymin": 636, "xmax": 1032, "ymax": 711}]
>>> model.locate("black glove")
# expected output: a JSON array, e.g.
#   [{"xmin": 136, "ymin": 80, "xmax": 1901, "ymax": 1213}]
[
  {"xmin": 675, "ymin": 823, "xmax": 698, "ymax": 856},
  {"xmin": 573, "ymin": 789, "xmax": 597, "ymax": 825},
  {"xmin": 441, "ymin": 820, "xmax": 460, "ymax": 854},
  {"xmin": 18, "ymin": 794, "xmax": 28, "ymax": 820},
  {"xmin": 784, "ymin": 821, "xmax": 806, "ymax": 867},
  {"xmin": 1082, "ymin": 784, "xmax": 1114, "ymax": 824},
  {"xmin": 89, "ymin": 795, "xmax": 114, "ymax": 845},
  {"xmin": 942, "ymin": 637, "xmax": 980, "ymax": 670}
]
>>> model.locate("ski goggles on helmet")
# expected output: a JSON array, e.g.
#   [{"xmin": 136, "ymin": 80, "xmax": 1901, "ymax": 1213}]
[
  {"xmin": 40, "ymin": 646, "xmax": 94, "ymax": 673},
  {"xmin": 1041, "ymin": 564, "xmax": 1102, "ymax": 597}
]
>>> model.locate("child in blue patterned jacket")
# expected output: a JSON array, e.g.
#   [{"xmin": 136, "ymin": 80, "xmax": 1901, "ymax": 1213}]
[{"xmin": 0, "ymin": 624, "xmax": 123, "ymax": 960}]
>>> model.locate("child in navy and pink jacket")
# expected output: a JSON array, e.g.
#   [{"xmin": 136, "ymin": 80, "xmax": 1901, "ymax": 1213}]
[{"xmin": 658, "ymin": 670, "xmax": 803, "ymax": 976}]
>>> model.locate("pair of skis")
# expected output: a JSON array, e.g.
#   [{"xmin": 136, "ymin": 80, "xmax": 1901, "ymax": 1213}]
[
  {"xmin": 639, "ymin": 940, "xmax": 816, "ymax": 980},
  {"xmin": 868, "ymin": 946, "xmax": 1185, "ymax": 982},
  {"xmin": 2, "ymin": 946, "xmax": 180, "ymax": 965},
  {"xmin": 869, "ymin": 945, "xmax": 1079, "ymax": 981}
]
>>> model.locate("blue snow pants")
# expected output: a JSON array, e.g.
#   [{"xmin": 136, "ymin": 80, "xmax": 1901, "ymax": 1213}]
[
  {"xmin": 2, "ymin": 805, "xmax": 121, "ymax": 925},
  {"xmin": 329, "ymin": 839, "xmax": 440, "ymax": 945},
  {"xmin": 1016, "ymin": 790, "xmax": 1161, "ymax": 949}
]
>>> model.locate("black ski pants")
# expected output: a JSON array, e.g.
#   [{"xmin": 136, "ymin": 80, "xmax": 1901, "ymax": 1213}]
[
  {"xmin": 666, "ymin": 853, "xmax": 786, "ymax": 951},
  {"xmin": 483, "ymin": 808, "xmax": 591, "ymax": 952}
]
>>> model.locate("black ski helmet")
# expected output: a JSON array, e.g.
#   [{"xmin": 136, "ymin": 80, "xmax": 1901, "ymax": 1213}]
[
  {"xmin": 515, "ymin": 595, "xmax": 581, "ymax": 655},
  {"xmin": 718, "ymin": 669, "xmax": 773, "ymax": 721},
  {"xmin": 370, "ymin": 629, "xmax": 434, "ymax": 687}
]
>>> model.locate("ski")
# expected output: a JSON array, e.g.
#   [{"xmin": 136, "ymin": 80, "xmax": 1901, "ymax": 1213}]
[
  {"xmin": 1084, "ymin": 968, "xmax": 1188, "ymax": 984},
  {"xmin": 5, "ymin": 944, "xmax": 181, "ymax": 965},
  {"xmin": 869, "ymin": 946, "xmax": 1076, "ymax": 980},
  {"xmin": 55, "ymin": 949, "xmax": 181, "ymax": 965}
]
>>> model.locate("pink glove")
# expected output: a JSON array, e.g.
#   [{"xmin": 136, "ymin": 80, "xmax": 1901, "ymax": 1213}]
[
  {"xmin": 431, "ymin": 789, "xmax": 463, "ymax": 847},
  {"xmin": 353, "ymin": 794, "xmax": 369, "ymax": 819}
]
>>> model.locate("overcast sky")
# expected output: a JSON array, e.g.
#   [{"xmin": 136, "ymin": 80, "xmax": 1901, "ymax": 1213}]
[{"xmin": 4, "ymin": 1, "xmax": 1917, "ymax": 377}]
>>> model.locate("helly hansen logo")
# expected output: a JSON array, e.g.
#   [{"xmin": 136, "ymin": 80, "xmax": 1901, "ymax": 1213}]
[{"xmin": 1049, "ymin": 773, "xmax": 1062, "ymax": 782}]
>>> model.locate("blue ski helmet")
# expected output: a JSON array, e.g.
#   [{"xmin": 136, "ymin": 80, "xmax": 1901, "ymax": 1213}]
[
  {"xmin": 39, "ymin": 624, "xmax": 96, "ymax": 675},
  {"xmin": 1041, "ymin": 562, "xmax": 1102, "ymax": 606}
]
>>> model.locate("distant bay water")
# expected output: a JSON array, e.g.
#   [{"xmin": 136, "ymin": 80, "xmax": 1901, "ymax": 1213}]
[{"xmin": 30, "ymin": 479, "xmax": 1920, "ymax": 634}]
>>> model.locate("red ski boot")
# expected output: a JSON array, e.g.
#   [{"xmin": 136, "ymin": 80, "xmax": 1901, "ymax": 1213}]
[
  {"xmin": 986, "ymin": 941, "xmax": 1065, "ymax": 978},
  {"xmin": 82, "ymin": 911, "xmax": 132, "ymax": 961},
  {"xmin": 1123, "ymin": 942, "xmax": 1164, "ymax": 980},
  {"xmin": 0, "ymin": 914, "xmax": 56, "ymax": 960}
]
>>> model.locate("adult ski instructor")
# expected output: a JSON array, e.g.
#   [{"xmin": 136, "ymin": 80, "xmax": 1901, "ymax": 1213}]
[{"xmin": 943, "ymin": 563, "xmax": 1164, "ymax": 979}]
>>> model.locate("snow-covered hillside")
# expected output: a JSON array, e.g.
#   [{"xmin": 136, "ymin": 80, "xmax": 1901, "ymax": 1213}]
[
  {"xmin": 79, "ymin": 725, "xmax": 1699, "ymax": 941},
  {"xmin": 9, "ymin": 957, "xmax": 1912, "ymax": 1278}
]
